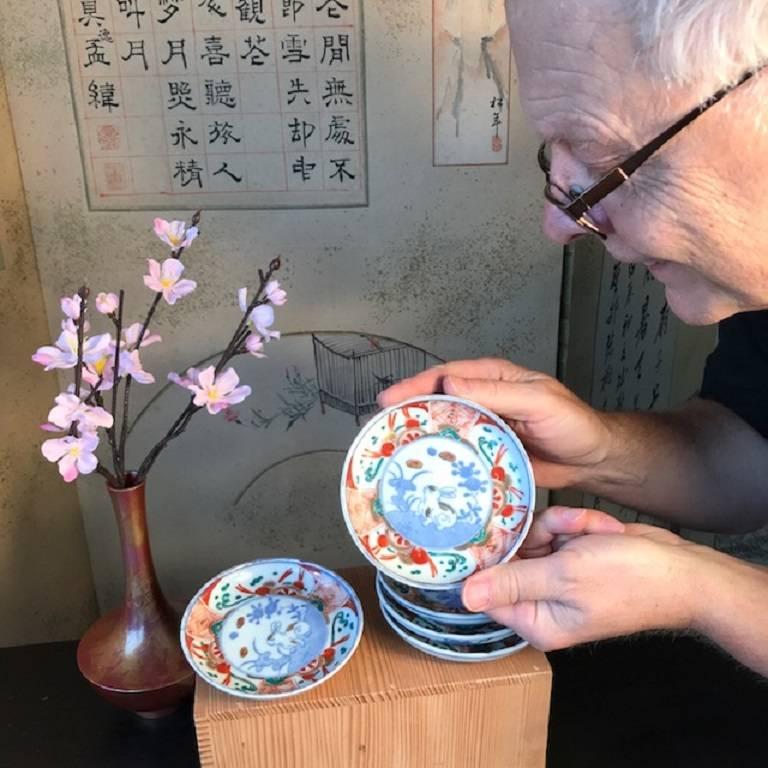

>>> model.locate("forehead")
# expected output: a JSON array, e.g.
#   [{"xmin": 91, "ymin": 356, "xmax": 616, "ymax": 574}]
[{"xmin": 506, "ymin": 0, "xmax": 650, "ymax": 153}]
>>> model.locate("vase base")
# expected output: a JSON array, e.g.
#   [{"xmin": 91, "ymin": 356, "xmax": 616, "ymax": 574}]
[{"xmin": 77, "ymin": 605, "xmax": 195, "ymax": 717}]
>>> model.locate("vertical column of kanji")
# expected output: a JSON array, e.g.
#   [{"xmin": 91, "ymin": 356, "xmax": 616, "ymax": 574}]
[
  {"xmin": 73, "ymin": 0, "xmax": 129, "ymax": 199},
  {"xmin": 276, "ymin": 0, "xmax": 322, "ymax": 195},
  {"xmin": 158, "ymin": 0, "xmax": 203, "ymax": 194},
  {"xmin": 315, "ymin": 0, "xmax": 358, "ymax": 195},
  {"xmin": 199, "ymin": 0, "xmax": 247, "ymax": 194},
  {"xmin": 185, "ymin": 0, "xmax": 234, "ymax": 196},
  {"xmin": 110, "ymin": 0, "xmax": 164, "ymax": 196},
  {"xmin": 236, "ymin": 0, "xmax": 282, "ymax": 195},
  {"xmin": 159, "ymin": 0, "xmax": 202, "ymax": 194}
]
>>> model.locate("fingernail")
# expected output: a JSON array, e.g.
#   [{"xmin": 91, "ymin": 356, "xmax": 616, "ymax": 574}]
[
  {"xmin": 443, "ymin": 376, "xmax": 464, "ymax": 395},
  {"xmin": 462, "ymin": 579, "xmax": 491, "ymax": 612},
  {"xmin": 563, "ymin": 507, "xmax": 584, "ymax": 521}
]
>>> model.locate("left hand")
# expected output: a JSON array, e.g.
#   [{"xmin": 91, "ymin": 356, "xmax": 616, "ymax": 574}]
[{"xmin": 463, "ymin": 506, "xmax": 706, "ymax": 650}]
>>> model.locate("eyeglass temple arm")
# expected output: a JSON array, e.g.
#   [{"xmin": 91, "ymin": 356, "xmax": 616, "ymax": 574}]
[{"xmin": 567, "ymin": 67, "xmax": 760, "ymax": 219}]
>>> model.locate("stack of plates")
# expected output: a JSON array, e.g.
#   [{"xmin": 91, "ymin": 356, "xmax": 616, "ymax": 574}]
[
  {"xmin": 341, "ymin": 394, "xmax": 535, "ymax": 662},
  {"xmin": 376, "ymin": 572, "xmax": 527, "ymax": 662}
]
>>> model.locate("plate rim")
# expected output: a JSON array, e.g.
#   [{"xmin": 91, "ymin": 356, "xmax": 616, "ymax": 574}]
[
  {"xmin": 340, "ymin": 394, "xmax": 536, "ymax": 590},
  {"xmin": 375, "ymin": 574, "xmax": 516, "ymax": 644},
  {"xmin": 180, "ymin": 557, "xmax": 364, "ymax": 701},
  {"xmin": 377, "ymin": 571, "xmax": 492, "ymax": 626},
  {"xmin": 379, "ymin": 595, "xmax": 529, "ymax": 662}
]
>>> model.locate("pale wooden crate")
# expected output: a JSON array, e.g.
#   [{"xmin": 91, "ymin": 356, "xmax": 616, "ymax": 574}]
[{"xmin": 194, "ymin": 566, "xmax": 552, "ymax": 768}]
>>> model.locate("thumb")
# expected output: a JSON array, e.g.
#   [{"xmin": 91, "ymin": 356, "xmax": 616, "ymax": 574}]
[{"xmin": 462, "ymin": 558, "xmax": 559, "ymax": 612}]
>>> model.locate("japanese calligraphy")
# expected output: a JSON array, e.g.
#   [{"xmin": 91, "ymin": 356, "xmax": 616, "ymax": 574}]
[{"xmin": 63, "ymin": 0, "xmax": 366, "ymax": 207}]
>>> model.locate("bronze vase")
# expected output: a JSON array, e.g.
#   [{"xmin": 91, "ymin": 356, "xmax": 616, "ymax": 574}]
[{"xmin": 76, "ymin": 477, "xmax": 195, "ymax": 717}]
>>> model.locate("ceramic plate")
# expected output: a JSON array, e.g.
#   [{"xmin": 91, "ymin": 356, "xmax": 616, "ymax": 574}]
[
  {"xmin": 375, "ymin": 576, "xmax": 515, "ymax": 645},
  {"xmin": 181, "ymin": 559, "xmax": 363, "ymax": 700},
  {"xmin": 379, "ymin": 599, "xmax": 528, "ymax": 663},
  {"xmin": 341, "ymin": 395, "xmax": 535, "ymax": 589},
  {"xmin": 377, "ymin": 572, "xmax": 491, "ymax": 626}
]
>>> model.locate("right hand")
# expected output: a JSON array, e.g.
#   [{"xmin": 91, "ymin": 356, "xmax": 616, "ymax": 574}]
[{"xmin": 377, "ymin": 358, "xmax": 612, "ymax": 489}]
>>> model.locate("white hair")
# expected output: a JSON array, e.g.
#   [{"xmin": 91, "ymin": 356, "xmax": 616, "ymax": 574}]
[{"xmin": 636, "ymin": 0, "xmax": 768, "ymax": 85}]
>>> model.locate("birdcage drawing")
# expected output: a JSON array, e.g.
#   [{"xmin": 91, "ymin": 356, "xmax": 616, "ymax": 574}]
[{"xmin": 312, "ymin": 333, "xmax": 430, "ymax": 424}]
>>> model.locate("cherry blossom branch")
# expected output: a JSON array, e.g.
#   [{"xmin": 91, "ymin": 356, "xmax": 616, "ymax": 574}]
[
  {"xmin": 118, "ymin": 211, "xmax": 203, "ymax": 486},
  {"xmin": 135, "ymin": 254, "xmax": 281, "ymax": 483},
  {"xmin": 214, "ymin": 257, "xmax": 281, "ymax": 376}
]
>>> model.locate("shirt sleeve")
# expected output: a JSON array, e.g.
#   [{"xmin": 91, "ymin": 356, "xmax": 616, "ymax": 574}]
[{"xmin": 700, "ymin": 310, "xmax": 768, "ymax": 438}]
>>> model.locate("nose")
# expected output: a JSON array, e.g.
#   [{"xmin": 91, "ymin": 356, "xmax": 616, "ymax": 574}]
[
  {"xmin": 539, "ymin": 142, "xmax": 607, "ymax": 244},
  {"xmin": 542, "ymin": 203, "xmax": 589, "ymax": 244}
]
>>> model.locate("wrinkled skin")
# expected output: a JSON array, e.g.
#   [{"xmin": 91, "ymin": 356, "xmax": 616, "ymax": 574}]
[{"xmin": 507, "ymin": 0, "xmax": 768, "ymax": 325}]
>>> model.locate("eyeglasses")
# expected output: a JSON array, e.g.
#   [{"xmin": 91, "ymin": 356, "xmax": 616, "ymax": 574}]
[{"xmin": 538, "ymin": 66, "xmax": 766, "ymax": 240}]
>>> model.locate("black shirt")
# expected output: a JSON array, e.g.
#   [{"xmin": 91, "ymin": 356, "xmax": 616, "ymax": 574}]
[{"xmin": 700, "ymin": 310, "xmax": 768, "ymax": 438}]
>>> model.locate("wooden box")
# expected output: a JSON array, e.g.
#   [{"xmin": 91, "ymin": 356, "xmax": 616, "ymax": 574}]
[{"xmin": 193, "ymin": 566, "xmax": 552, "ymax": 768}]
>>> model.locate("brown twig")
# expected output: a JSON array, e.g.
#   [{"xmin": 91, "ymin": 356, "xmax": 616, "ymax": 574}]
[
  {"xmin": 135, "ymin": 400, "xmax": 201, "ymax": 481},
  {"xmin": 68, "ymin": 286, "xmax": 90, "ymax": 439},
  {"xmin": 95, "ymin": 463, "xmax": 117, "ymax": 485},
  {"xmin": 73, "ymin": 286, "xmax": 89, "ymax": 400},
  {"xmin": 111, "ymin": 289, "xmax": 125, "ymax": 483}
]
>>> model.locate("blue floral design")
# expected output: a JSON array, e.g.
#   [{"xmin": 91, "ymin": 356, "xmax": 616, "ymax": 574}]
[
  {"xmin": 451, "ymin": 460, "xmax": 487, "ymax": 494},
  {"xmin": 247, "ymin": 596, "xmax": 280, "ymax": 624}
]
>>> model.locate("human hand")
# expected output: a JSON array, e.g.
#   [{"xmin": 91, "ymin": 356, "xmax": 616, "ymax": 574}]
[
  {"xmin": 462, "ymin": 506, "xmax": 705, "ymax": 650},
  {"xmin": 377, "ymin": 358, "xmax": 612, "ymax": 489}
]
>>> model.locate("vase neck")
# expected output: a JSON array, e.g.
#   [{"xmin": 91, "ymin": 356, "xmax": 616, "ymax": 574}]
[{"xmin": 108, "ymin": 480, "xmax": 162, "ymax": 607}]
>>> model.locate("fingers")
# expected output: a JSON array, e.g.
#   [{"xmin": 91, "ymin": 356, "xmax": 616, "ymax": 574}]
[
  {"xmin": 520, "ymin": 506, "xmax": 625, "ymax": 554},
  {"xmin": 462, "ymin": 557, "xmax": 560, "ymax": 612},
  {"xmin": 376, "ymin": 358, "xmax": 537, "ymax": 408},
  {"xmin": 462, "ymin": 508, "xmax": 625, "ymax": 611}
]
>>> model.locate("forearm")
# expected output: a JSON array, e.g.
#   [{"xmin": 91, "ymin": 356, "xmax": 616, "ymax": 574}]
[
  {"xmin": 579, "ymin": 398, "xmax": 768, "ymax": 532},
  {"xmin": 692, "ymin": 547, "xmax": 768, "ymax": 677}
]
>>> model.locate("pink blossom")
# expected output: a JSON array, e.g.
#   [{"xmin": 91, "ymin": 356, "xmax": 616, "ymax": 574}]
[
  {"xmin": 32, "ymin": 330, "xmax": 112, "ymax": 371},
  {"xmin": 118, "ymin": 349, "xmax": 155, "ymax": 384},
  {"xmin": 123, "ymin": 322, "xmax": 161, "ymax": 350},
  {"xmin": 83, "ymin": 361, "xmax": 114, "ymax": 392},
  {"xmin": 245, "ymin": 334, "xmax": 266, "ymax": 358},
  {"xmin": 168, "ymin": 367, "xmax": 201, "ymax": 392},
  {"xmin": 237, "ymin": 287, "xmax": 250, "ymax": 313},
  {"xmin": 41, "ymin": 433, "xmax": 99, "ymax": 482},
  {"xmin": 61, "ymin": 294, "xmax": 82, "ymax": 321},
  {"xmin": 237, "ymin": 289, "xmax": 280, "ymax": 342},
  {"xmin": 47, "ymin": 393, "xmax": 113, "ymax": 432},
  {"xmin": 153, "ymin": 218, "xmax": 199, "ymax": 251},
  {"xmin": 143, "ymin": 259, "xmax": 197, "ymax": 305},
  {"xmin": 95, "ymin": 292, "xmax": 119, "ymax": 314},
  {"xmin": 190, "ymin": 366, "xmax": 251, "ymax": 415},
  {"xmin": 250, "ymin": 304, "xmax": 280, "ymax": 341},
  {"xmin": 265, "ymin": 280, "xmax": 287, "ymax": 306}
]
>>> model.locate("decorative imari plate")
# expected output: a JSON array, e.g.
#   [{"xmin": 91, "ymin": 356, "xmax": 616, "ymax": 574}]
[
  {"xmin": 377, "ymin": 572, "xmax": 491, "ymax": 626},
  {"xmin": 341, "ymin": 395, "xmax": 535, "ymax": 589},
  {"xmin": 379, "ymin": 598, "xmax": 528, "ymax": 663},
  {"xmin": 375, "ymin": 575, "xmax": 515, "ymax": 645},
  {"xmin": 180, "ymin": 559, "xmax": 363, "ymax": 700}
]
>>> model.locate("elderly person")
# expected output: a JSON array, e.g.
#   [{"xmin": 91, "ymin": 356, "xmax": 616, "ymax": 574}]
[{"xmin": 380, "ymin": 0, "xmax": 768, "ymax": 676}]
